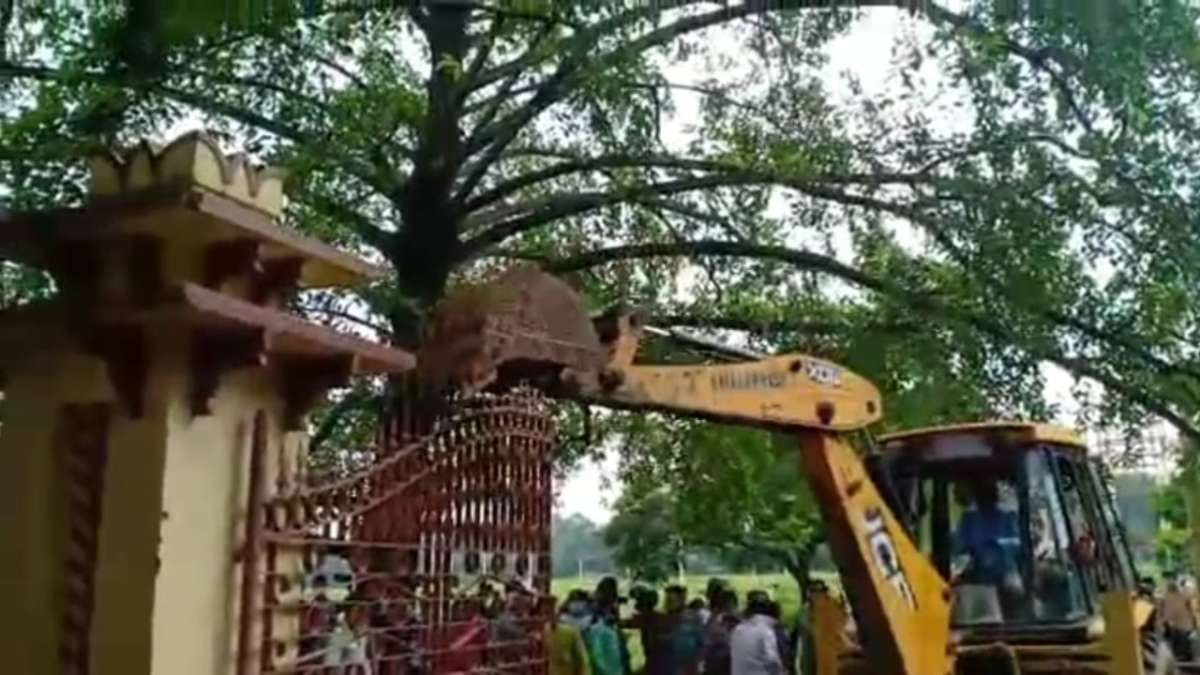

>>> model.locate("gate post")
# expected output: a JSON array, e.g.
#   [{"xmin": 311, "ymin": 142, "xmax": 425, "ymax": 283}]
[{"xmin": 0, "ymin": 133, "xmax": 414, "ymax": 675}]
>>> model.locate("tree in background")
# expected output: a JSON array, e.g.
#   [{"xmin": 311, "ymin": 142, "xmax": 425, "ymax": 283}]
[
  {"xmin": 604, "ymin": 489, "xmax": 685, "ymax": 585},
  {"xmin": 615, "ymin": 420, "xmax": 823, "ymax": 592},
  {"xmin": 1183, "ymin": 448, "xmax": 1200, "ymax": 575},
  {"xmin": 552, "ymin": 513, "xmax": 615, "ymax": 579},
  {"xmin": 1160, "ymin": 443, "xmax": 1200, "ymax": 576},
  {"xmin": 1153, "ymin": 465, "xmax": 1194, "ymax": 575}
]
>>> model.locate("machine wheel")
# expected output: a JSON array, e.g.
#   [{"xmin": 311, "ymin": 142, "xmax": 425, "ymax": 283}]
[{"xmin": 1143, "ymin": 632, "xmax": 1180, "ymax": 675}]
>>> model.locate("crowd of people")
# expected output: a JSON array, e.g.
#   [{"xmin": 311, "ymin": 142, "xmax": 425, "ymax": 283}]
[
  {"xmin": 288, "ymin": 542, "xmax": 1200, "ymax": 674},
  {"xmin": 548, "ymin": 577, "xmax": 804, "ymax": 675},
  {"xmin": 292, "ymin": 551, "xmax": 812, "ymax": 675}
]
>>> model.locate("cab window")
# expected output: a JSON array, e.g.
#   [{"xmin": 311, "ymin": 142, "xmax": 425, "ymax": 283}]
[{"xmin": 884, "ymin": 439, "xmax": 1093, "ymax": 625}]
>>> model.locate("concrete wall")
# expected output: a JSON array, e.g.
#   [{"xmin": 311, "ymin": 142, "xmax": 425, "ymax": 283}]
[
  {"xmin": 152, "ymin": 329, "xmax": 266, "ymax": 675},
  {"xmin": 0, "ymin": 339, "xmax": 80, "ymax": 674},
  {"xmin": 0, "ymin": 322, "xmax": 305, "ymax": 675}
]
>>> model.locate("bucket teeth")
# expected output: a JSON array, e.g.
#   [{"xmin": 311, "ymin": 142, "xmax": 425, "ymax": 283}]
[{"xmin": 419, "ymin": 266, "xmax": 604, "ymax": 391}]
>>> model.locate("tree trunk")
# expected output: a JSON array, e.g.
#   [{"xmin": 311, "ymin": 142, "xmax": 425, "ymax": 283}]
[
  {"xmin": 783, "ymin": 551, "xmax": 814, "ymax": 675},
  {"xmin": 385, "ymin": 3, "xmax": 472, "ymax": 348},
  {"xmin": 784, "ymin": 555, "xmax": 812, "ymax": 598}
]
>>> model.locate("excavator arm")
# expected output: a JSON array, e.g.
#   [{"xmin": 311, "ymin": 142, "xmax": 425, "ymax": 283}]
[
  {"xmin": 578, "ymin": 313, "xmax": 953, "ymax": 675},
  {"xmin": 563, "ymin": 312, "xmax": 881, "ymax": 430},
  {"xmin": 420, "ymin": 268, "xmax": 953, "ymax": 675}
]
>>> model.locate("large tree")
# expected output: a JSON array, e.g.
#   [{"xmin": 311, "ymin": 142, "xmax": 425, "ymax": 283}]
[{"xmin": 2, "ymin": 1, "xmax": 1199, "ymax": 447}]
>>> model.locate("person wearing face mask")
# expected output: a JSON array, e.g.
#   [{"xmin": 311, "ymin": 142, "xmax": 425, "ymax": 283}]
[
  {"xmin": 549, "ymin": 594, "xmax": 593, "ymax": 675},
  {"xmin": 592, "ymin": 577, "xmax": 631, "ymax": 675},
  {"xmin": 562, "ymin": 590, "xmax": 595, "ymax": 632}
]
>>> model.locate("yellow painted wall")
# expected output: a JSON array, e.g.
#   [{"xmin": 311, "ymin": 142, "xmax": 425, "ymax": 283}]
[
  {"xmin": 0, "ymin": 346, "xmax": 70, "ymax": 675},
  {"xmin": 152, "ymin": 340, "xmax": 283, "ymax": 675},
  {"xmin": 150, "ymin": 328, "xmax": 310, "ymax": 675},
  {"xmin": 0, "ymin": 321, "xmax": 309, "ymax": 675},
  {"xmin": 89, "ymin": 399, "xmax": 169, "ymax": 674},
  {"xmin": 0, "ymin": 334, "xmax": 125, "ymax": 674}
]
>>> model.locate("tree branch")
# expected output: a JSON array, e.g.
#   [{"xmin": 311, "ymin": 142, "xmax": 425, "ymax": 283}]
[
  {"xmin": 922, "ymin": 3, "xmax": 1093, "ymax": 132},
  {"xmin": 651, "ymin": 198, "xmax": 749, "ymax": 242},
  {"xmin": 154, "ymin": 82, "xmax": 406, "ymax": 199},
  {"xmin": 0, "ymin": 61, "xmax": 63, "ymax": 82},
  {"xmin": 308, "ymin": 387, "xmax": 381, "ymax": 458},
  {"xmin": 543, "ymin": 239, "xmax": 1200, "ymax": 443},
  {"xmin": 546, "ymin": 239, "xmax": 877, "ymax": 284},
  {"xmin": 153, "ymin": 83, "xmax": 311, "ymax": 142},
  {"xmin": 649, "ymin": 313, "xmax": 918, "ymax": 337},
  {"xmin": 294, "ymin": 189, "xmax": 393, "ymax": 252},
  {"xmin": 456, "ymin": 0, "xmax": 885, "ymax": 204},
  {"xmin": 462, "ymin": 169, "xmax": 932, "ymax": 255},
  {"xmin": 405, "ymin": 3, "xmax": 472, "ymax": 205},
  {"xmin": 463, "ymin": 153, "xmax": 749, "ymax": 214},
  {"xmin": 458, "ymin": 21, "xmax": 551, "ymax": 143},
  {"xmin": 437, "ymin": 0, "xmax": 584, "ymax": 29},
  {"xmin": 461, "ymin": 13, "xmax": 506, "ymax": 93},
  {"xmin": 1043, "ymin": 307, "xmax": 1200, "ymax": 387},
  {"xmin": 0, "ymin": 0, "xmax": 14, "ymax": 61},
  {"xmin": 465, "ymin": 4, "xmax": 651, "ymax": 94},
  {"xmin": 306, "ymin": 306, "xmax": 394, "ymax": 339},
  {"xmin": 176, "ymin": 69, "xmax": 333, "ymax": 114},
  {"xmin": 267, "ymin": 33, "xmax": 371, "ymax": 90}
]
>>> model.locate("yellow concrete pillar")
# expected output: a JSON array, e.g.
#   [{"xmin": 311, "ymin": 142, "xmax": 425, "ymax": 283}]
[
  {"xmin": 0, "ymin": 132, "xmax": 413, "ymax": 675},
  {"xmin": 0, "ymin": 322, "xmax": 287, "ymax": 675}
]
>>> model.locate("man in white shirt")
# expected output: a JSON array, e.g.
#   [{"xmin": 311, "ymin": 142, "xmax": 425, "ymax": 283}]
[{"xmin": 730, "ymin": 596, "xmax": 785, "ymax": 675}]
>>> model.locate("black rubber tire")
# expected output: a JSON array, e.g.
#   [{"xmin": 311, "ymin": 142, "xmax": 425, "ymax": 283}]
[{"xmin": 1144, "ymin": 631, "xmax": 1180, "ymax": 675}]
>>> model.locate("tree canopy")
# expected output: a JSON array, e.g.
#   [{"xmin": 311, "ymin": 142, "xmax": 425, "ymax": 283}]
[{"xmin": 2, "ymin": 2, "xmax": 1199, "ymax": 447}]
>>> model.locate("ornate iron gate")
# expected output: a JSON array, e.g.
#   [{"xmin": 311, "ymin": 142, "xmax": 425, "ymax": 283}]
[{"xmin": 248, "ymin": 386, "xmax": 556, "ymax": 674}]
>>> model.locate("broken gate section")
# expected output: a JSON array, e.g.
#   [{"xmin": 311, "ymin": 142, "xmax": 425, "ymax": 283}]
[{"xmin": 249, "ymin": 386, "xmax": 556, "ymax": 674}]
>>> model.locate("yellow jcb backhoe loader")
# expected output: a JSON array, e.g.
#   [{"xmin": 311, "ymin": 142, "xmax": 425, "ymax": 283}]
[{"xmin": 420, "ymin": 267, "xmax": 1177, "ymax": 675}]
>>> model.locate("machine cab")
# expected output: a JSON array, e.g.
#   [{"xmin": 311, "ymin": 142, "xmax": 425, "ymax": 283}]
[{"xmin": 876, "ymin": 423, "xmax": 1139, "ymax": 639}]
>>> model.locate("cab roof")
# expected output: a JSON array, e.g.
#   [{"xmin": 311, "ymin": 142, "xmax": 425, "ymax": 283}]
[{"xmin": 878, "ymin": 421, "xmax": 1087, "ymax": 453}]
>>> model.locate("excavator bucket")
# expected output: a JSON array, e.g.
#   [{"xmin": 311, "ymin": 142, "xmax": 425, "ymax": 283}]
[{"xmin": 418, "ymin": 266, "xmax": 606, "ymax": 392}]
